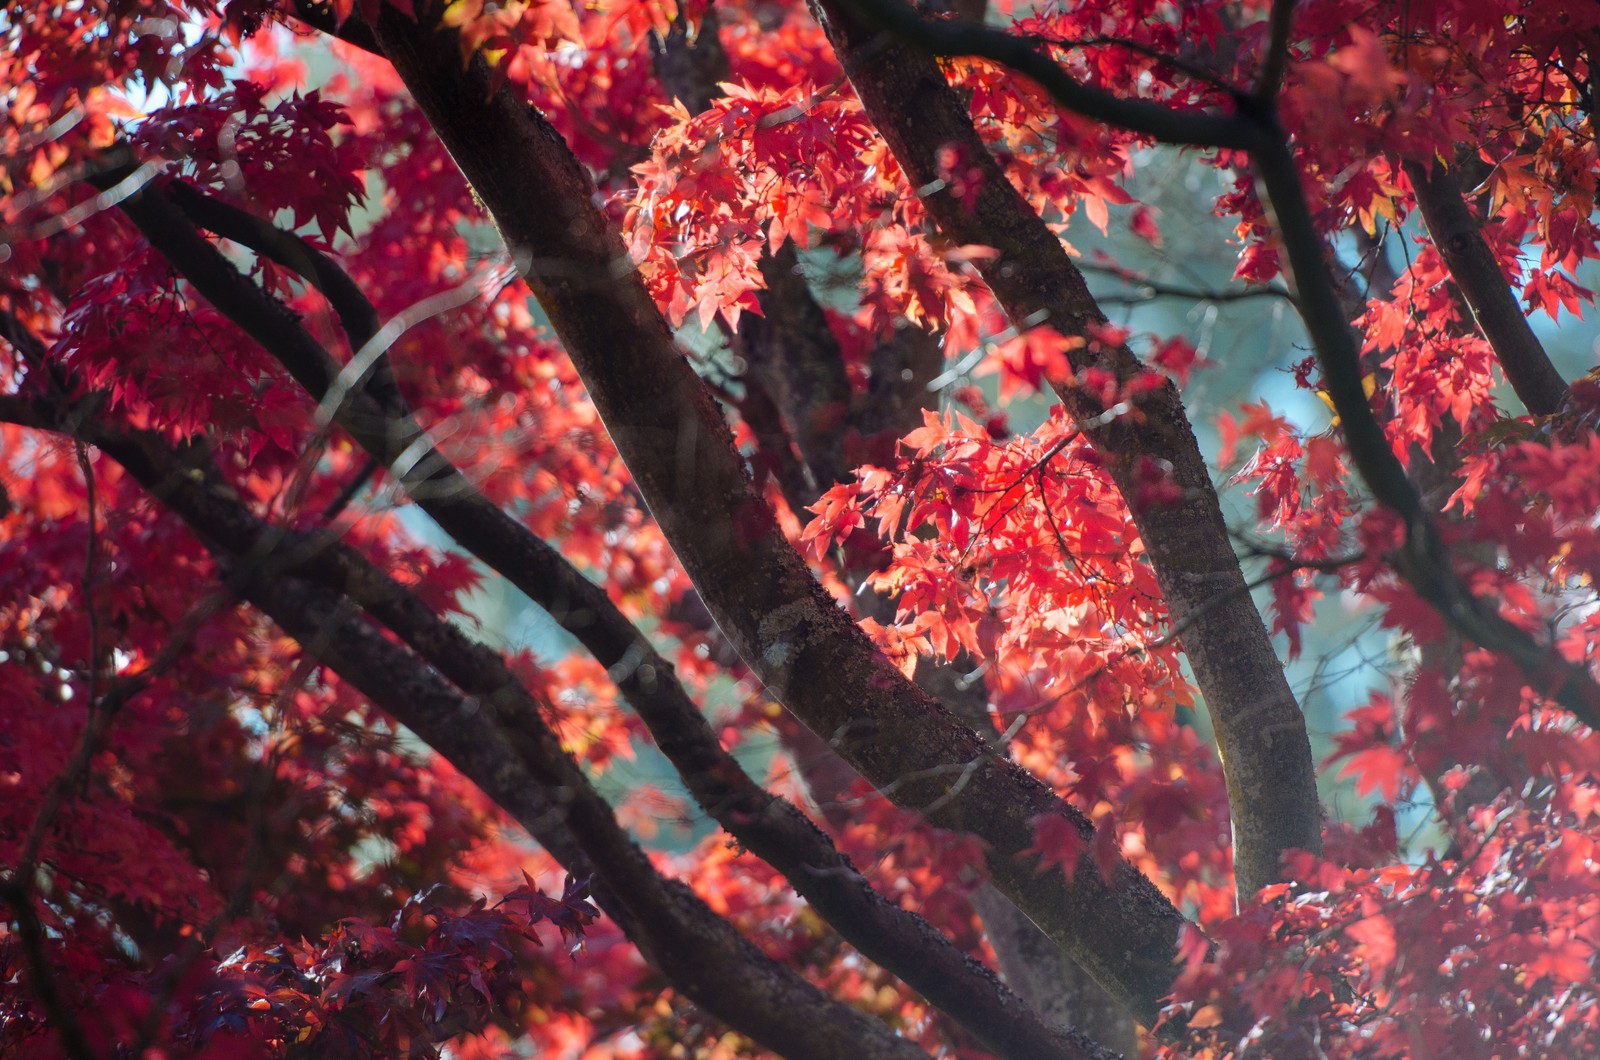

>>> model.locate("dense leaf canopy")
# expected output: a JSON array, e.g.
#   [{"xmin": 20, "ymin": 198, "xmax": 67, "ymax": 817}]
[{"xmin": 2, "ymin": 0, "xmax": 1599, "ymax": 1056}]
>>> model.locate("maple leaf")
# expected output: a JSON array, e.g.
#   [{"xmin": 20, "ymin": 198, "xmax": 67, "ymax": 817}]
[
  {"xmin": 497, "ymin": 872, "xmax": 598, "ymax": 957},
  {"xmin": 13, "ymin": 0, "xmax": 1600, "ymax": 1055},
  {"xmin": 1025, "ymin": 812, "xmax": 1088, "ymax": 876}
]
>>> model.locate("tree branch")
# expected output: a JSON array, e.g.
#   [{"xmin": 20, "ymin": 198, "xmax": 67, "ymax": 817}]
[
  {"xmin": 0, "ymin": 397, "xmax": 928, "ymax": 1059},
  {"xmin": 0, "ymin": 318, "xmax": 109, "ymax": 1060},
  {"xmin": 645, "ymin": 32, "xmax": 1110, "ymax": 1038},
  {"xmin": 736, "ymin": 243, "xmax": 855, "ymax": 489},
  {"xmin": 363, "ymin": 4, "xmax": 1194, "ymax": 1027},
  {"xmin": 243, "ymin": 575, "xmax": 925, "ymax": 1060},
  {"xmin": 1403, "ymin": 159, "xmax": 1569, "ymax": 417},
  {"xmin": 752, "ymin": 287, "xmax": 1134, "ymax": 1045},
  {"xmin": 840, "ymin": 0, "xmax": 1600, "ymax": 738},
  {"xmin": 809, "ymin": 0, "xmax": 1323, "ymax": 900},
  {"xmin": 109, "ymin": 429, "xmax": 1114, "ymax": 1059},
  {"xmin": 0, "ymin": 877, "xmax": 96, "ymax": 1060},
  {"xmin": 1077, "ymin": 262, "xmax": 1295, "ymax": 308},
  {"xmin": 1254, "ymin": 0, "xmax": 1297, "ymax": 103},
  {"xmin": 70, "ymin": 184, "xmax": 1116, "ymax": 1058},
  {"xmin": 649, "ymin": 6, "xmax": 729, "ymax": 116},
  {"xmin": 1251, "ymin": 131, "xmax": 1600, "ymax": 730},
  {"xmin": 833, "ymin": 0, "xmax": 1259, "ymax": 149},
  {"xmin": 853, "ymin": 319, "xmax": 946, "ymax": 462},
  {"xmin": 730, "ymin": 371, "xmax": 821, "ymax": 516}
]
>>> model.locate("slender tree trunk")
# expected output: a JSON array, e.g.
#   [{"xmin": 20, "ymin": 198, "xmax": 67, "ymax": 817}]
[
  {"xmin": 651, "ymin": 21, "xmax": 1133, "ymax": 1039},
  {"xmin": 737, "ymin": 243, "xmax": 1141, "ymax": 1048},
  {"xmin": 370, "ymin": 5, "xmax": 1194, "ymax": 1026},
  {"xmin": 810, "ymin": 0, "xmax": 1323, "ymax": 897}
]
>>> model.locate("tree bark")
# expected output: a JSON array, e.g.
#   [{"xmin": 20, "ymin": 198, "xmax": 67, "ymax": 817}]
[
  {"xmin": 0, "ymin": 338, "xmax": 932, "ymax": 1060},
  {"xmin": 369, "ymin": 6, "xmax": 1193, "ymax": 1027},
  {"xmin": 117, "ymin": 392, "xmax": 1112, "ymax": 1060},
  {"xmin": 72, "ymin": 176, "xmax": 1111, "ymax": 1057},
  {"xmin": 828, "ymin": 0, "xmax": 1600, "ymax": 733},
  {"xmin": 810, "ymin": 0, "xmax": 1323, "ymax": 897},
  {"xmin": 248, "ymin": 577, "xmax": 930, "ymax": 1060},
  {"xmin": 739, "ymin": 280, "xmax": 1140, "ymax": 1045}
]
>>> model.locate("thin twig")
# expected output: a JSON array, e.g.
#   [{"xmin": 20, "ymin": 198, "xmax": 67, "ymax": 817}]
[
  {"xmin": 1038, "ymin": 33, "xmax": 1245, "ymax": 96},
  {"xmin": 321, "ymin": 456, "xmax": 381, "ymax": 522}
]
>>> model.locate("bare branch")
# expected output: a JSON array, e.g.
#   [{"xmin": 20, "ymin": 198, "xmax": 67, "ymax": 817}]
[{"xmin": 1077, "ymin": 261, "xmax": 1295, "ymax": 307}]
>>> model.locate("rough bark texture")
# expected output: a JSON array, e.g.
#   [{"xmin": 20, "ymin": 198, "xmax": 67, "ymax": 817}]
[
  {"xmin": 970, "ymin": 887, "xmax": 1142, "ymax": 1056},
  {"xmin": 921, "ymin": 659, "xmax": 1142, "ymax": 1058},
  {"xmin": 371, "ymin": 7, "xmax": 1192, "ymax": 1027},
  {"xmin": 810, "ymin": 0, "xmax": 1323, "ymax": 897}
]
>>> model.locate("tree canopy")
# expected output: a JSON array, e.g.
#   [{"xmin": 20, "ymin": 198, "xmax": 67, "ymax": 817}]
[{"xmin": 2, "ymin": 0, "xmax": 1599, "ymax": 1056}]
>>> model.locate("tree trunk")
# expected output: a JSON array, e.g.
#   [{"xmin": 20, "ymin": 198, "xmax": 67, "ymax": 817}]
[
  {"xmin": 371, "ymin": 5, "xmax": 1193, "ymax": 1027},
  {"xmin": 810, "ymin": 0, "xmax": 1323, "ymax": 897}
]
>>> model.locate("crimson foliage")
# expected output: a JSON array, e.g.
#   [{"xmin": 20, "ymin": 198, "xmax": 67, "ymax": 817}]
[{"xmin": 2, "ymin": 0, "xmax": 1598, "ymax": 1057}]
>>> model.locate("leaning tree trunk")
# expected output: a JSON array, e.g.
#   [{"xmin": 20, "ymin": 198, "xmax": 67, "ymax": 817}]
[
  {"xmin": 809, "ymin": 0, "xmax": 1323, "ymax": 899},
  {"xmin": 370, "ymin": 4, "xmax": 1195, "ymax": 1027}
]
